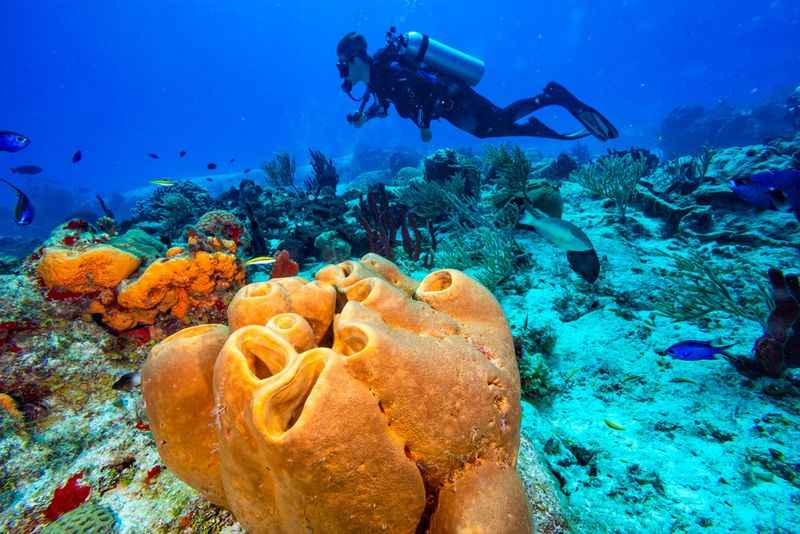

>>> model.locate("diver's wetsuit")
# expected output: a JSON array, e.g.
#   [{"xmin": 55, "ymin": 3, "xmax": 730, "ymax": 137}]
[{"xmin": 353, "ymin": 47, "xmax": 618, "ymax": 141}]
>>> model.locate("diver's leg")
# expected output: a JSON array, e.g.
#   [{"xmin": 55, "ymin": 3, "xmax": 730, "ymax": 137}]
[
  {"xmin": 444, "ymin": 86, "xmax": 590, "ymax": 140},
  {"xmin": 502, "ymin": 82, "xmax": 619, "ymax": 141},
  {"xmin": 504, "ymin": 96, "xmax": 548, "ymax": 122}
]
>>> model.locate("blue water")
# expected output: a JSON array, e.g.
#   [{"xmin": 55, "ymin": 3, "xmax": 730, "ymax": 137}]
[{"xmin": 0, "ymin": 0, "xmax": 796, "ymax": 232}]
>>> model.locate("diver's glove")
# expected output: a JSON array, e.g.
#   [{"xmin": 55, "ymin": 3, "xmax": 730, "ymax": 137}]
[
  {"xmin": 347, "ymin": 112, "xmax": 367, "ymax": 128},
  {"xmin": 420, "ymin": 127, "xmax": 432, "ymax": 142}
]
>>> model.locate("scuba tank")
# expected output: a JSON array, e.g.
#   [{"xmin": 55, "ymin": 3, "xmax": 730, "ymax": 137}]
[{"xmin": 396, "ymin": 30, "xmax": 485, "ymax": 86}]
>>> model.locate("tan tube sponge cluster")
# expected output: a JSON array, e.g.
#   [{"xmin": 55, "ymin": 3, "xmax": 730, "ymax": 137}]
[{"xmin": 141, "ymin": 256, "xmax": 530, "ymax": 533}]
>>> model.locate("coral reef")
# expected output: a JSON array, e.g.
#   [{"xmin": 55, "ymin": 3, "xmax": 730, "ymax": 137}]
[
  {"xmin": 9, "ymin": 131, "xmax": 800, "ymax": 534},
  {"xmin": 313, "ymin": 230, "xmax": 351, "ymax": 263},
  {"xmin": 424, "ymin": 148, "xmax": 481, "ymax": 198},
  {"xmin": 142, "ymin": 254, "xmax": 532, "ymax": 533},
  {"xmin": 130, "ymin": 181, "xmax": 216, "ymax": 241}
]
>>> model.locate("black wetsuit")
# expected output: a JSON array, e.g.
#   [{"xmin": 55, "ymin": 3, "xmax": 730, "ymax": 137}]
[{"xmin": 352, "ymin": 47, "xmax": 618, "ymax": 141}]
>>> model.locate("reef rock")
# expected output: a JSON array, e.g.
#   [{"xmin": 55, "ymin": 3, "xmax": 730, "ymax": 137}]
[
  {"xmin": 637, "ymin": 135, "xmax": 800, "ymax": 246},
  {"xmin": 659, "ymin": 102, "xmax": 795, "ymax": 158},
  {"xmin": 142, "ymin": 253, "xmax": 534, "ymax": 533}
]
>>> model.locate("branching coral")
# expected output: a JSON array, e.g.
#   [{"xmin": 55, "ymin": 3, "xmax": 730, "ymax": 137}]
[
  {"xmin": 263, "ymin": 151, "xmax": 296, "ymax": 189},
  {"xmin": 358, "ymin": 185, "xmax": 436, "ymax": 263},
  {"xmin": 653, "ymin": 249, "xmax": 771, "ymax": 327},
  {"xmin": 304, "ymin": 149, "xmax": 339, "ymax": 197},
  {"xmin": 572, "ymin": 153, "xmax": 649, "ymax": 220}
]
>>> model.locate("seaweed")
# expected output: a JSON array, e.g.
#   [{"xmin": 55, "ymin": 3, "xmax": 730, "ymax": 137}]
[
  {"xmin": 653, "ymin": 249, "xmax": 771, "ymax": 327},
  {"xmin": 397, "ymin": 174, "xmax": 468, "ymax": 221},
  {"xmin": 435, "ymin": 225, "xmax": 516, "ymax": 291},
  {"xmin": 487, "ymin": 145, "xmax": 532, "ymax": 213},
  {"xmin": 304, "ymin": 149, "xmax": 339, "ymax": 197},
  {"xmin": 263, "ymin": 151, "xmax": 296, "ymax": 189},
  {"xmin": 572, "ymin": 153, "xmax": 649, "ymax": 221}
]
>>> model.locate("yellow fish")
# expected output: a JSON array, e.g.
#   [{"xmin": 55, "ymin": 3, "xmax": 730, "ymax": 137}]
[
  {"xmin": 149, "ymin": 179, "xmax": 175, "ymax": 187},
  {"xmin": 604, "ymin": 418, "xmax": 625, "ymax": 431},
  {"xmin": 245, "ymin": 256, "xmax": 276, "ymax": 267}
]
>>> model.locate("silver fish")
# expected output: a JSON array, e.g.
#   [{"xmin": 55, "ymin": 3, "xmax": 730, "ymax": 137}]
[{"xmin": 519, "ymin": 208, "xmax": 594, "ymax": 252}]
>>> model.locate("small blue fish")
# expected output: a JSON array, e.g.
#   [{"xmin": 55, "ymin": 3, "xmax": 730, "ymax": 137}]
[
  {"xmin": 664, "ymin": 340, "xmax": 734, "ymax": 361},
  {"xmin": 0, "ymin": 131, "xmax": 31, "ymax": 152},
  {"xmin": 1, "ymin": 178, "xmax": 35, "ymax": 225}
]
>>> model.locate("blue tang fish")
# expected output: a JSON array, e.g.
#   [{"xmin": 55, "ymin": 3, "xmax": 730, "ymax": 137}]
[
  {"xmin": 0, "ymin": 131, "xmax": 31, "ymax": 152},
  {"xmin": 729, "ymin": 169, "xmax": 800, "ymax": 219},
  {"xmin": 663, "ymin": 340, "xmax": 734, "ymax": 361},
  {"xmin": 1, "ymin": 178, "xmax": 35, "ymax": 225}
]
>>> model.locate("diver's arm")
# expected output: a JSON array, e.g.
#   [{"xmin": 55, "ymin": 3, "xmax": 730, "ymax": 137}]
[
  {"xmin": 347, "ymin": 93, "xmax": 389, "ymax": 127},
  {"xmin": 363, "ymin": 97, "xmax": 390, "ymax": 121}
]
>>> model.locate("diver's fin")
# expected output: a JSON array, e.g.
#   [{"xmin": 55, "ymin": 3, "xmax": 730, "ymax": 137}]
[
  {"xmin": 0, "ymin": 178, "xmax": 21, "ymax": 194},
  {"xmin": 542, "ymin": 82, "xmax": 619, "ymax": 141},
  {"xmin": 523, "ymin": 116, "xmax": 591, "ymax": 141}
]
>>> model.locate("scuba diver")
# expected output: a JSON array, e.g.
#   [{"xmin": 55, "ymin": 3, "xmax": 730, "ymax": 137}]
[{"xmin": 337, "ymin": 28, "xmax": 619, "ymax": 143}]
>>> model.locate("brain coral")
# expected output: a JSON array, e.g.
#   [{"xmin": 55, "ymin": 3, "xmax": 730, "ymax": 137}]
[{"xmin": 142, "ymin": 253, "xmax": 529, "ymax": 533}]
